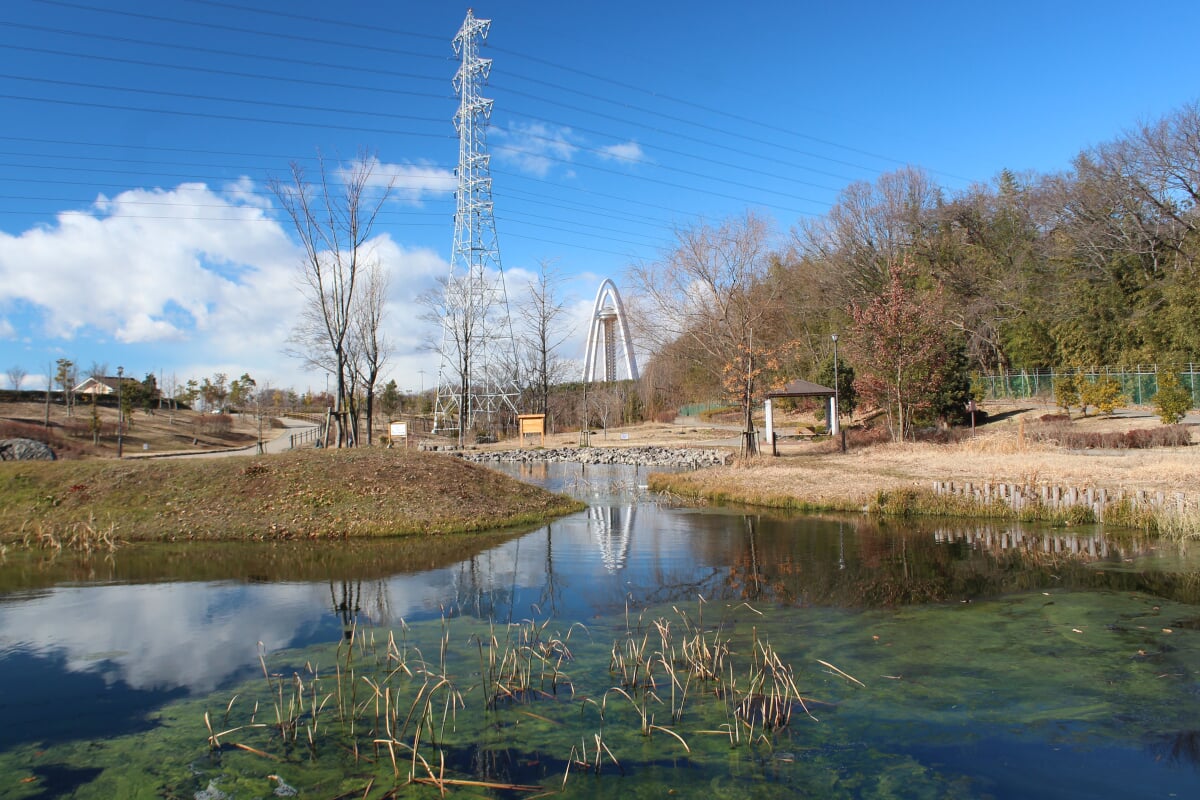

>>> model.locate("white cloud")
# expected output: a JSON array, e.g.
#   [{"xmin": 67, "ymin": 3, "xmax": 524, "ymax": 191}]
[
  {"xmin": 0, "ymin": 180, "xmax": 466, "ymax": 392},
  {"xmin": 493, "ymin": 122, "xmax": 578, "ymax": 177},
  {"xmin": 339, "ymin": 156, "xmax": 456, "ymax": 205},
  {"xmin": 0, "ymin": 182, "xmax": 311, "ymax": 387},
  {"xmin": 0, "ymin": 183, "xmax": 299, "ymax": 345},
  {"xmin": 222, "ymin": 175, "xmax": 273, "ymax": 209},
  {"xmin": 597, "ymin": 140, "xmax": 647, "ymax": 165}
]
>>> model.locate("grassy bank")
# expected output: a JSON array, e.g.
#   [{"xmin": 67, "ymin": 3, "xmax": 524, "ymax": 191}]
[
  {"xmin": 647, "ymin": 435, "xmax": 1200, "ymax": 538},
  {"xmin": 0, "ymin": 448, "xmax": 583, "ymax": 542}
]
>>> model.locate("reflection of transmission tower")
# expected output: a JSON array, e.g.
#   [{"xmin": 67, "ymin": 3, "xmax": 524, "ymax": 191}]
[
  {"xmin": 588, "ymin": 505, "xmax": 636, "ymax": 573},
  {"xmin": 433, "ymin": 10, "xmax": 519, "ymax": 441}
]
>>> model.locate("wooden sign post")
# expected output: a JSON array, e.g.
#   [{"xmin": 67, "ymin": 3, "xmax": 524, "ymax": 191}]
[
  {"xmin": 517, "ymin": 414, "xmax": 546, "ymax": 448},
  {"xmin": 389, "ymin": 421, "xmax": 409, "ymax": 449}
]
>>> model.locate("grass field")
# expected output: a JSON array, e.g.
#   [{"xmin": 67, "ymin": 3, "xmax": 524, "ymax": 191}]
[{"xmin": 0, "ymin": 447, "xmax": 583, "ymax": 542}]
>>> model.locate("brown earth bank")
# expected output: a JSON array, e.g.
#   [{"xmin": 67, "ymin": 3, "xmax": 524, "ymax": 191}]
[
  {"xmin": 0, "ymin": 401, "xmax": 272, "ymax": 458},
  {"xmin": 0, "ymin": 448, "xmax": 583, "ymax": 542},
  {"xmin": 5, "ymin": 398, "xmax": 1197, "ymax": 538},
  {"xmin": 638, "ymin": 404, "xmax": 1200, "ymax": 533}
]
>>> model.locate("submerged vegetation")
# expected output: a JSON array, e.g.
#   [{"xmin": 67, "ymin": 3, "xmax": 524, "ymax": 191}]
[
  {"xmin": 2, "ymin": 463, "xmax": 1200, "ymax": 798},
  {"xmin": 0, "ymin": 448, "xmax": 582, "ymax": 541},
  {"xmin": 200, "ymin": 600, "xmax": 863, "ymax": 796},
  {"xmin": 3, "ymin": 585, "xmax": 1198, "ymax": 798}
]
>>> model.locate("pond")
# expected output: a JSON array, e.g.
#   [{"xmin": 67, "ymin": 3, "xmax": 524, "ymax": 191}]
[{"xmin": 1, "ymin": 462, "xmax": 1199, "ymax": 799}]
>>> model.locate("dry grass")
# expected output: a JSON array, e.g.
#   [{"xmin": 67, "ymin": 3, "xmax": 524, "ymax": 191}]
[
  {"xmin": 648, "ymin": 404, "xmax": 1199, "ymax": 515},
  {"xmin": 0, "ymin": 401, "xmax": 265, "ymax": 458},
  {"xmin": 0, "ymin": 448, "xmax": 583, "ymax": 542}
]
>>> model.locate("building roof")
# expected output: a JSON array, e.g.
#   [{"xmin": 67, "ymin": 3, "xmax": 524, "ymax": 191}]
[
  {"xmin": 765, "ymin": 378, "xmax": 836, "ymax": 399},
  {"xmin": 73, "ymin": 375, "xmax": 128, "ymax": 393}
]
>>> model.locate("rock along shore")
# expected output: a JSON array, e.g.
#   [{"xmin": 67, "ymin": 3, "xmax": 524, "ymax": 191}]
[{"xmin": 454, "ymin": 446, "xmax": 731, "ymax": 468}]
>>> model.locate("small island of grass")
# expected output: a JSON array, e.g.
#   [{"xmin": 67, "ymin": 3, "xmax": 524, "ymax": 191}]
[{"xmin": 0, "ymin": 448, "xmax": 584, "ymax": 542}]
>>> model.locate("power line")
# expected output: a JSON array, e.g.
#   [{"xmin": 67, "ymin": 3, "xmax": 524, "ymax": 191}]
[
  {"xmin": 0, "ymin": 20, "xmax": 447, "ymax": 84},
  {"xmin": 176, "ymin": 0, "xmax": 445, "ymax": 44},
  {"xmin": 0, "ymin": 92, "xmax": 456, "ymax": 139},
  {"xmin": 32, "ymin": 0, "xmax": 451, "ymax": 63},
  {"xmin": 3, "ymin": 43, "xmax": 455, "ymax": 104},
  {"xmin": 156, "ymin": 0, "xmax": 948, "ymax": 180},
  {"xmin": 0, "ymin": 73, "xmax": 447, "ymax": 126},
  {"xmin": 18, "ymin": 1, "xmax": 949, "ymax": 185},
  {"xmin": 2, "ymin": 39, "xmax": 849, "ymax": 191}
]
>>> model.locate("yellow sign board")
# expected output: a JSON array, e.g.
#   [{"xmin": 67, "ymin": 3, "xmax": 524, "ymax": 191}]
[{"xmin": 517, "ymin": 414, "xmax": 546, "ymax": 447}]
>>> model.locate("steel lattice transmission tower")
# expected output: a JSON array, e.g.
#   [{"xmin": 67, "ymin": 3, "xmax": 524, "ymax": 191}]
[{"xmin": 433, "ymin": 10, "xmax": 520, "ymax": 442}]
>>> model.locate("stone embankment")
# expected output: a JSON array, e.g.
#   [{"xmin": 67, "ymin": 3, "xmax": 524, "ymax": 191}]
[
  {"xmin": 0, "ymin": 438, "xmax": 56, "ymax": 461},
  {"xmin": 455, "ymin": 446, "xmax": 731, "ymax": 468},
  {"xmin": 932, "ymin": 479, "xmax": 1198, "ymax": 523}
]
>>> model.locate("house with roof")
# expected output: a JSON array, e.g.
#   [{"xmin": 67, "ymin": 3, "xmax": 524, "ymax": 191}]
[{"xmin": 73, "ymin": 375, "xmax": 131, "ymax": 396}]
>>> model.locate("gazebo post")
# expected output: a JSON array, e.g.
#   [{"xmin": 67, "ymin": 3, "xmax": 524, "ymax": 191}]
[
  {"xmin": 764, "ymin": 377, "xmax": 838, "ymax": 455},
  {"xmin": 764, "ymin": 398, "xmax": 775, "ymax": 457}
]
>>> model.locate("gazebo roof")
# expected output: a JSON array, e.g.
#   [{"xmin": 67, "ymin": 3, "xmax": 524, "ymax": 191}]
[{"xmin": 765, "ymin": 378, "xmax": 835, "ymax": 399}]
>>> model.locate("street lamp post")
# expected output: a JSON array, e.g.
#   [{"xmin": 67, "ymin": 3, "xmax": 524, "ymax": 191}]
[
  {"xmin": 831, "ymin": 334, "xmax": 845, "ymax": 452},
  {"xmin": 116, "ymin": 365, "xmax": 124, "ymax": 459}
]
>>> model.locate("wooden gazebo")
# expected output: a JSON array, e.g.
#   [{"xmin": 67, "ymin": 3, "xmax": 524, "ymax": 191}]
[{"xmin": 763, "ymin": 378, "xmax": 837, "ymax": 455}]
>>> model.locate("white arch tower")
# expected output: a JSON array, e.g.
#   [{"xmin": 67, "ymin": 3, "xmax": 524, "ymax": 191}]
[{"xmin": 583, "ymin": 279, "xmax": 639, "ymax": 383}]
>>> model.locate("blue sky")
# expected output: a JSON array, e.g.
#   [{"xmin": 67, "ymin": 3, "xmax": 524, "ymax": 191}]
[{"xmin": 2, "ymin": 0, "xmax": 1198, "ymax": 395}]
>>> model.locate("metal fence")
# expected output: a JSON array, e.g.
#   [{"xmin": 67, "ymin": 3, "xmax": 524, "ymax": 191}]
[
  {"xmin": 976, "ymin": 365, "xmax": 1200, "ymax": 406},
  {"xmin": 289, "ymin": 426, "xmax": 324, "ymax": 449},
  {"xmin": 678, "ymin": 400, "xmax": 730, "ymax": 417}
]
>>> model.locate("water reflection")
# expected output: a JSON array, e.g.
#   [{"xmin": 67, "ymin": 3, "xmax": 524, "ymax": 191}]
[
  {"xmin": 933, "ymin": 523, "xmax": 1112, "ymax": 559},
  {"xmin": 1, "ymin": 463, "xmax": 1198, "ymax": 736},
  {"xmin": 4, "ymin": 500, "xmax": 1199, "ymax": 703},
  {"xmin": 589, "ymin": 504, "xmax": 636, "ymax": 573}
]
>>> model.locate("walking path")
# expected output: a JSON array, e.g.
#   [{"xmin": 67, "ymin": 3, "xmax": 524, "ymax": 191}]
[{"xmin": 126, "ymin": 416, "xmax": 319, "ymax": 459}]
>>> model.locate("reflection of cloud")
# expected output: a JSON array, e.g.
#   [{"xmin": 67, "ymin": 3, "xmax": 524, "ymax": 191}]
[{"xmin": 0, "ymin": 583, "xmax": 328, "ymax": 693}]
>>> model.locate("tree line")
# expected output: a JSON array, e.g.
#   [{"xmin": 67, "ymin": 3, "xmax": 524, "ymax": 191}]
[{"xmin": 632, "ymin": 101, "xmax": 1200, "ymax": 440}]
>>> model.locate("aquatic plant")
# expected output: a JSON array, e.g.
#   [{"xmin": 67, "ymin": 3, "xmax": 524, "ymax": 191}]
[{"xmin": 198, "ymin": 598, "xmax": 842, "ymax": 796}]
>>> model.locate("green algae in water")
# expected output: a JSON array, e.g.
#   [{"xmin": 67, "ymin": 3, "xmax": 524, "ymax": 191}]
[{"xmin": 2, "ymin": 591, "xmax": 1198, "ymax": 799}]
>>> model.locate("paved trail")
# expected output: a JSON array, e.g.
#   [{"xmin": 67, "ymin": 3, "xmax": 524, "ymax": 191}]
[{"xmin": 131, "ymin": 416, "xmax": 320, "ymax": 460}]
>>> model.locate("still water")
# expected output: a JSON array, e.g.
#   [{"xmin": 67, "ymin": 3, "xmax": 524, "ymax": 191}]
[{"xmin": 1, "ymin": 462, "xmax": 1198, "ymax": 798}]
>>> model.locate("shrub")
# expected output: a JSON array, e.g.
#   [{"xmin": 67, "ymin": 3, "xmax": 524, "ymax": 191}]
[
  {"xmin": 1054, "ymin": 373, "xmax": 1079, "ymax": 413},
  {"xmin": 1029, "ymin": 423, "xmax": 1190, "ymax": 450},
  {"xmin": 1078, "ymin": 375, "xmax": 1125, "ymax": 416},
  {"xmin": 654, "ymin": 410, "xmax": 677, "ymax": 424},
  {"xmin": 699, "ymin": 405, "xmax": 738, "ymax": 422},
  {"xmin": 193, "ymin": 413, "xmax": 233, "ymax": 436},
  {"xmin": 1155, "ymin": 371, "xmax": 1193, "ymax": 424}
]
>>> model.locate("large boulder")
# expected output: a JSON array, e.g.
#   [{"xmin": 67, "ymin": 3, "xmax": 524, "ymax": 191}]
[{"xmin": 0, "ymin": 438, "xmax": 57, "ymax": 461}]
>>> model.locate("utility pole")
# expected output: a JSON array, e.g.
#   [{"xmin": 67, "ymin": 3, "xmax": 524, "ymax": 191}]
[
  {"xmin": 742, "ymin": 328, "xmax": 757, "ymax": 456},
  {"xmin": 433, "ymin": 9, "xmax": 519, "ymax": 446},
  {"xmin": 116, "ymin": 365, "xmax": 124, "ymax": 459},
  {"xmin": 832, "ymin": 333, "xmax": 845, "ymax": 452}
]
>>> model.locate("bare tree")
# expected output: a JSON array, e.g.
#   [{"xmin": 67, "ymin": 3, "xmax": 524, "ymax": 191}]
[
  {"xmin": 43, "ymin": 362, "xmax": 54, "ymax": 426},
  {"xmin": 517, "ymin": 261, "xmax": 574, "ymax": 421},
  {"xmin": 270, "ymin": 152, "xmax": 393, "ymax": 447},
  {"xmin": 350, "ymin": 262, "xmax": 392, "ymax": 446},
  {"xmin": 794, "ymin": 166, "xmax": 941, "ymax": 306},
  {"xmin": 161, "ymin": 371, "xmax": 179, "ymax": 422},
  {"xmin": 6, "ymin": 365, "xmax": 27, "ymax": 391},
  {"xmin": 629, "ymin": 211, "xmax": 784, "ymax": 453},
  {"xmin": 84, "ymin": 362, "xmax": 108, "ymax": 445},
  {"xmin": 587, "ymin": 383, "xmax": 623, "ymax": 438},
  {"xmin": 420, "ymin": 269, "xmax": 518, "ymax": 446}
]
